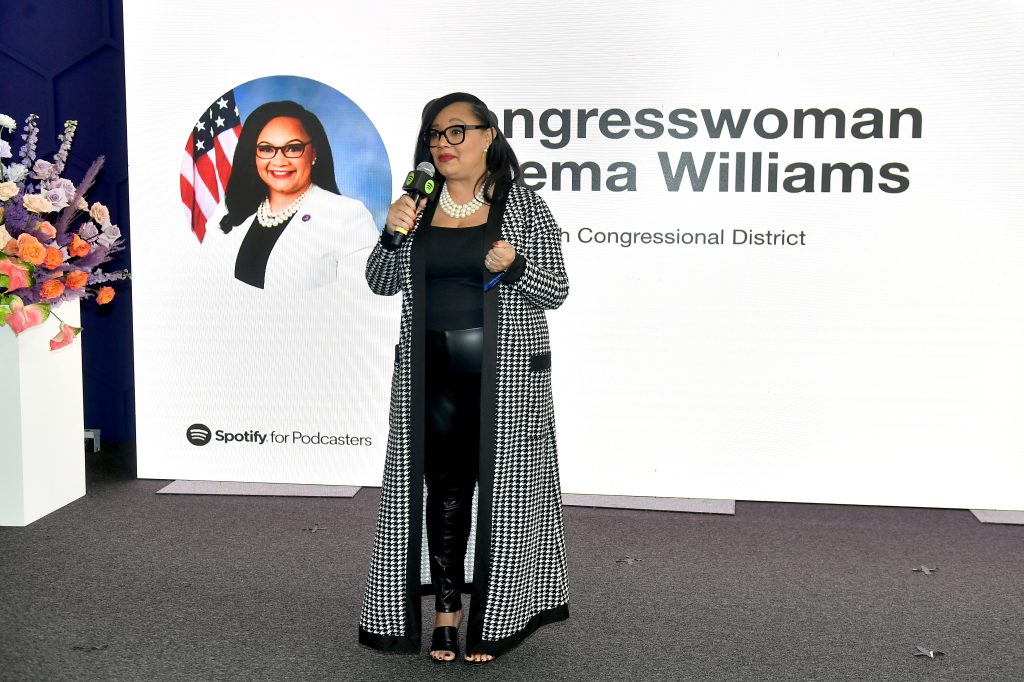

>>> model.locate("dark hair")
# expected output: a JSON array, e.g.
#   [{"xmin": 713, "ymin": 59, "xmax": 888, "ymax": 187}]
[
  {"xmin": 220, "ymin": 100, "xmax": 339, "ymax": 232},
  {"xmin": 414, "ymin": 92, "xmax": 522, "ymax": 202}
]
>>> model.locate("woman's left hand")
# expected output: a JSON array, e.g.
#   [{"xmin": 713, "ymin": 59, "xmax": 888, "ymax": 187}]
[{"xmin": 485, "ymin": 240, "xmax": 516, "ymax": 273}]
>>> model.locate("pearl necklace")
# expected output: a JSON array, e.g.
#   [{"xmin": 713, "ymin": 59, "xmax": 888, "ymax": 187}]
[
  {"xmin": 256, "ymin": 185, "xmax": 313, "ymax": 228},
  {"xmin": 438, "ymin": 183, "xmax": 485, "ymax": 219}
]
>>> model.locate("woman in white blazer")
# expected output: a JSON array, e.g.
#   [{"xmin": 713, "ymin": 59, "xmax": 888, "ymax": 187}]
[{"xmin": 215, "ymin": 100, "xmax": 377, "ymax": 292}]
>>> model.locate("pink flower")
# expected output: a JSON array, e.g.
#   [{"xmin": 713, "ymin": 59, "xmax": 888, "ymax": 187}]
[
  {"xmin": 0, "ymin": 254, "xmax": 35, "ymax": 291},
  {"xmin": 3, "ymin": 295, "xmax": 50, "ymax": 335},
  {"xmin": 49, "ymin": 322, "xmax": 82, "ymax": 351}
]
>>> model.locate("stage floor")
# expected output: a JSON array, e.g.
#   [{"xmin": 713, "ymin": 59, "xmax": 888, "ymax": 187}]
[{"xmin": 1, "ymin": 448, "xmax": 1021, "ymax": 681}]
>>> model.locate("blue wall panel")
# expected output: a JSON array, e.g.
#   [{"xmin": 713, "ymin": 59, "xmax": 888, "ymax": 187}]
[{"xmin": 1, "ymin": 0, "xmax": 134, "ymax": 441}]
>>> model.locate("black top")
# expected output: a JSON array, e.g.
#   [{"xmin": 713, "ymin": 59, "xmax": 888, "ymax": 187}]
[
  {"xmin": 234, "ymin": 214, "xmax": 294, "ymax": 289},
  {"xmin": 425, "ymin": 224, "xmax": 486, "ymax": 330}
]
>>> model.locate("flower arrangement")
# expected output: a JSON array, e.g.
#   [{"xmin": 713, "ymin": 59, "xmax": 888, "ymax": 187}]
[{"xmin": 0, "ymin": 113, "xmax": 129, "ymax": 350}]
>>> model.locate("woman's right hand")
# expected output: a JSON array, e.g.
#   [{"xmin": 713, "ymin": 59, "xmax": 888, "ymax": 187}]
[{"xmin": 385, "ymin": 195, "xmax": 427, "ymax": 235}]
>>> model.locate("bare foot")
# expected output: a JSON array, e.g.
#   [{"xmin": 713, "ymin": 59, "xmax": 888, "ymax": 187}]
[{"xmin": 464, "ymin": 652, "xmax": 495, "ymax": 663}]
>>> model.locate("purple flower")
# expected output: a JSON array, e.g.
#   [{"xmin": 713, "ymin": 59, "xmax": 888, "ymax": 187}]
[
  {"xmin": 74, "ymin": 243, "xmax": 110, "ymax": 268},
  {"xmin": 79, "ymin": 221, "xmax": 99, "ymax": 239},
  {"xmin": 32, "ymin": 159, "xmax": 55, "ymax": 181},
  {"xmin": 44, "ymin": 187, "xmax": 69, "ymax": 210},
  {"xmin": 53, "ymin": 177, "xmax": 75, "ymax": 195},
  {"xmin": 101, "ymin": 222, "xmax": 121, "ymax": 240},
  {"xmin": 19, "ymin": 114, "xmax": 39, "ymax": 166},
  {"xmin": 53, "ymin": 120, "xmax": 77, "ymax": 176},
  {"xmin": 2, "ymin": 200, "xmax": 30, "ymax": 234}
]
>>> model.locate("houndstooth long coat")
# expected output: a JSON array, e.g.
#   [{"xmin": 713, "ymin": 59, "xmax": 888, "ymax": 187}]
[{"xmin": 358, "ymin": 181, "xmax": 570, "ymax": 658}]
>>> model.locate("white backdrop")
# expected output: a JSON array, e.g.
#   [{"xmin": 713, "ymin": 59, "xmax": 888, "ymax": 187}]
[{"xmin": 125, "ymin": 0, "xmax": 1024, "ymax": 510}]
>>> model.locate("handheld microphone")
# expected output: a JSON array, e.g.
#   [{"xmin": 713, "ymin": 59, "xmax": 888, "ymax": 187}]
[{"xmin": 391, "ymin": 161, "xmax": 438, "ymax": 247}]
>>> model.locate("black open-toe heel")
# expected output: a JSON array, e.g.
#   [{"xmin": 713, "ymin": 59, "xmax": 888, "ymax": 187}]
[{"xmin": 429, "ymin": 626, "xmax": 460, "ymax": 663}]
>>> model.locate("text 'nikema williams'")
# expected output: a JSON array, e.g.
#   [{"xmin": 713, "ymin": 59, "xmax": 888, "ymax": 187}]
[{"xmin": 503, "ymin": 106, "xmax": 920, "ymax": 194}]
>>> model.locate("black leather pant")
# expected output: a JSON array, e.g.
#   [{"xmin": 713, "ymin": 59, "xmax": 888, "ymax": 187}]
[{"xmin": 424, "ymin": 327, "xmax": 483, "ymax": 613}]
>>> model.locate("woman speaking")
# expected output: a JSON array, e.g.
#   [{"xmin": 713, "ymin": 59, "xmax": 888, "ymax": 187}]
[{"xmin": 359, "ymin": 92, "xmax": 569, "ymax": 664}]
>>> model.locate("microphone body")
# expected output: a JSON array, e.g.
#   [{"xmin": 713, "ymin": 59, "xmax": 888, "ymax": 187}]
[{"xmin": 391, "ymin": 162, "xmax": 438, "ymax": 248}]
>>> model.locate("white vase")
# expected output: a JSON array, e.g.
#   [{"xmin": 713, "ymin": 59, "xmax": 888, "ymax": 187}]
[{"xmin": 0, "ymin": 299, "xmax": 85, "ymax": 526}]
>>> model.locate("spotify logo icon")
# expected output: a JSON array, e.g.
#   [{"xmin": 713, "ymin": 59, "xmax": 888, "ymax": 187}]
[{"xmin": 186, "ymin": 423, "xmax": 213, "ymax": 446}]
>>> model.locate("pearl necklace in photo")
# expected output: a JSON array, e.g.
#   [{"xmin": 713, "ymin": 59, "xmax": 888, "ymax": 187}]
[
  {"xmin": 438, "ymin": 182, "xmax": 485, "ymax": 219},
  {"xmin": 256, "ymin": 185, "xmax": 313, "ymax": 228}
]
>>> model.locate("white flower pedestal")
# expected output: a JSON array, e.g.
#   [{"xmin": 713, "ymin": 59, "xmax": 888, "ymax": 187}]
[{"xmin": 0, "ymin": 299, "xmax": 85, "ymax": 526}]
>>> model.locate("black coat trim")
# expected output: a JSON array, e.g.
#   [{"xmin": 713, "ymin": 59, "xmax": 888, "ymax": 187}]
[
  {"xmin": 467, "ymin": 603, "xmax": 570, "ymax": 658},
  {"xmin": 357, "ymin": 627, "xmax": 420, "ymax": 654},
  {"xmin": 465, "ymin": 180, "xmax": 511, "ymax": 651},
  {"xmin": 399, "ymin": 198, "xmax": 442, "ymax": 650}
]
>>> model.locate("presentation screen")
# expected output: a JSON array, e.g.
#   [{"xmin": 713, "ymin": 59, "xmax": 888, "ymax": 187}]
[{"xmin": 125, "ymin": 1, "xmax": 1024, "ymax": 510}]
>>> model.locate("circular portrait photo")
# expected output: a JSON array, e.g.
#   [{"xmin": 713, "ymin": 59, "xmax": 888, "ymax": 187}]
[{"xmin": 180, "ymin": 75, "xmax": 390, "ymax": 292}]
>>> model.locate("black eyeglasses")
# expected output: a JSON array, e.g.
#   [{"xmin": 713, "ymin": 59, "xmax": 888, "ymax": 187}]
[
  {"xmin": 256, "ymin": 140, "xmax": 313, "ymax": 159},
  {"xmin": 422, "ymin": 124, "xmax": 490, "ymax": 147}
]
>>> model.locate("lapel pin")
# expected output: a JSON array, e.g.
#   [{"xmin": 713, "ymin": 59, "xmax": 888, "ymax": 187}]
[{"xmin": 302, "ymin": 214, "xmax": 311, "ymax": 222}]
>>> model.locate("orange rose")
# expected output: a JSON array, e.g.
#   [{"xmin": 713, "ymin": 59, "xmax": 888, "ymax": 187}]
[
  {"xmin": 66, "ymin": 270, "xmax": 89, "ymax": 290},
  {"xmin": 35, "ymin": 220, "xmax": 57, "ymax": 242},
  {"xmin": 43, "ymin": 246, "xmax": 63, "ymax": 269},
  {"xmin": 40, "ymin": 278, "xmax": 66, "ymax": 300},
  {"xmin": 16, "ymin": 233, "xmax": 46, "ymax": 266},
  {"xmin": 69, "ymin": 233, "xmax": 90, "ymax": 258},
  {"xmin": 96, "ymin": 286, "xmax": 115, "ymax": 304}
]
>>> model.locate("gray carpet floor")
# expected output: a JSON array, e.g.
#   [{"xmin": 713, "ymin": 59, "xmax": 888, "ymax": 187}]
[{"xmin": 1, "ymin": 449, "xmax": 1022, "ymax": 681}]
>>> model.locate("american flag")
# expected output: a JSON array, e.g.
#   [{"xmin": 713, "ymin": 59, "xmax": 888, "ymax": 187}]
[{"xmin": 180, "ymin": 90, "xmax": 242, "ymax": 242}]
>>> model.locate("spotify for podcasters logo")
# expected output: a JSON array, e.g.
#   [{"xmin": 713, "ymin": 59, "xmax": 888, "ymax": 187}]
[{"xmin": 186, "ymin": 423, "xmax": 212, "ymax": 446}]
